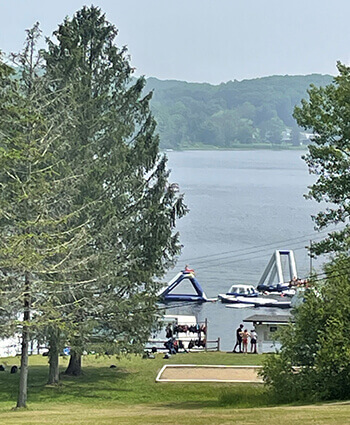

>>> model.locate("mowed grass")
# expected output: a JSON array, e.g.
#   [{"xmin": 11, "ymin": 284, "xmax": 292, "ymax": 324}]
[{"xmin": 0, "ymin": 352, "xmax": 349, "ymax": 424}]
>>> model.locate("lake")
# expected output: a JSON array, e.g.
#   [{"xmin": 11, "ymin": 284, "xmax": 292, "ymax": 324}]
[{"xmin": 163, "ymin": 149, "xmax": 328, "ymax": 351}]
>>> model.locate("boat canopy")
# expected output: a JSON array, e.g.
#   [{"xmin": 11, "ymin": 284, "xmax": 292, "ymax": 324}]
[{"xmin": 227, "ymin": 284, "xmax": 257, "ymax": 296}]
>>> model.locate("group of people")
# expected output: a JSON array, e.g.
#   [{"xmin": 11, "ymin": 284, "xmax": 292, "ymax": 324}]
[
  {"xmin": 289, "ymin": 276, "xmax": 309, "ymax": 288},
  {"xmin": 233, "ymin": 324, "xmax": 258, "ymax": 354},
  {"xmin": 164, "ymin": 320, "xmax": 207, "ymax": 354},
  {"xmin": 164, "ymin": 338, "xmax": 188, "ymax": 354}
]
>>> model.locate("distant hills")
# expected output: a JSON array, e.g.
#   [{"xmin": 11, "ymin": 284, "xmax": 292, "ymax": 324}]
[{"xmin": 144, "ymin": 74, "xmax": 333, "ymax": 149}]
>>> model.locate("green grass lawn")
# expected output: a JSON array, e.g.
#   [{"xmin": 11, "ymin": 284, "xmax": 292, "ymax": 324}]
[{"xmin": 0, "ymin": 352, "xmax": 349, "ymax": 424}]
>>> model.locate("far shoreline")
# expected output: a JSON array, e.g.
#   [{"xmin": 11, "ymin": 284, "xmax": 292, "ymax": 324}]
[{"xmin": 162, "ymin": 144, "xmax": 308, "ymax": 152}]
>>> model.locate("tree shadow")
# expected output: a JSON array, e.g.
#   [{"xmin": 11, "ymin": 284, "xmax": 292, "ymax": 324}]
[{"xmin": 0, "ymin": 364, "xmax": 133, "ymax": 403}]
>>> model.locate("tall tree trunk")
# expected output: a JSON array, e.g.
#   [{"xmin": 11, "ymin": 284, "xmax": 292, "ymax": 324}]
[
  {"xmin": 17, "ymin": 272, "xmax": 30, "ymax": 408},
  {"xmin": 64, "ymin": 350, "xmax": 82, "ymax": 376},
  {"xmin": 48, "ymin": 345, "xmax": 59, "ymax": 384}
]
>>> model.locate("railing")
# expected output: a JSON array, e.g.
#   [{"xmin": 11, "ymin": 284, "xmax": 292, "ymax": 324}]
[
  {"xmin": 145, "ymin": 337, "xmax": 221, "ymax": 352},
  {"xmin": 205, "ymin": 337, "xmax": 221, "ymax": 352}
]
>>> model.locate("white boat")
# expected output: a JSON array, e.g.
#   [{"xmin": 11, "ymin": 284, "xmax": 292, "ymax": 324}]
[
  {"xmin": 218, "ymin": 284, "xmax": 258, "ymax": 299},
  {"xmin": 218, "ymin": 284, "xmax": 258, "ymax": 303},
  {"xmin": 218, "ymin": 284, "xmax": 291, "ymax": 308}
]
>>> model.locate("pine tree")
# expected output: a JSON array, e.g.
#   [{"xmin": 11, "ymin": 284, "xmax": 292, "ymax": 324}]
[{"xmin": 43, "ymin": 6, "xmax": 187, "ymax": 375}]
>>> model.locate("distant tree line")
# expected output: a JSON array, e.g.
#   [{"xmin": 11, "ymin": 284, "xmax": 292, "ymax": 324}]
[{"xmin": 145, "ymin": 75, "xmax": 333, "ymax": 149}]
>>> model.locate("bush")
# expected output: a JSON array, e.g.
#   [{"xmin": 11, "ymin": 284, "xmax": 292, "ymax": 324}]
[
  {"xmin": 218, "ymin": 385, "xmax": 271, "ymax": 407},
  {"xmin": 261, "ymin": 257, "xmax": 350, "ymax": 402}
]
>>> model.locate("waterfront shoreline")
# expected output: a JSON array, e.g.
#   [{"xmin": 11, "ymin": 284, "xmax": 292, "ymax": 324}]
[{"xmin": 163, "ymin": 145, "xmax": 308, "ymax": 152}]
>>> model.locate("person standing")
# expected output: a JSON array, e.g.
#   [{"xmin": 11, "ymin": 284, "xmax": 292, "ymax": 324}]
[
  {"xmin": 233, "ymin": 324, "xmax": 244, "ymax": 353},
  {"xmin": 242, "ymin": 329, "xmax": 250, "ymax": 354},
  {"xmin": 250, "ymin": 329, "xmax": 258, "ymax": 354},
  {"xmin": 165, "ymin": 323, "xmax": 173, "ymax": 339}
]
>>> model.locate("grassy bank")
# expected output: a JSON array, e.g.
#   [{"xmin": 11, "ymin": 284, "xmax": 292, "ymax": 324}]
[{"xmin": 0, "ymin": 352, "xmax": 349, "ymax": 424}]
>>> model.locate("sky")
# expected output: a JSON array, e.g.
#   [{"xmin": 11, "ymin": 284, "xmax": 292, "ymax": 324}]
[{"xmin": 0, "ymin": 0, "xmax": 349, "ymax": 84}]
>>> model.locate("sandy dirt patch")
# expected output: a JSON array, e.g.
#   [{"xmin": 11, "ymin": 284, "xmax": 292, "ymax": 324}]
[{"xmin": 157, "ymin": 365, "xmax": 263, "ymax": 383}]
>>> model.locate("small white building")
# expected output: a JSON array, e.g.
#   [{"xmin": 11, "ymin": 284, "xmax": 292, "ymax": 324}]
[{"xmin": 243, "ymin": 314, "xmax": 292, "ymax": 353}]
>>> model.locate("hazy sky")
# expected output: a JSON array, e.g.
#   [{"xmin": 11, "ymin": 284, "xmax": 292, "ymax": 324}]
[{"xmin": 0, "ymin": 0, "xmax": 349, "ymax": 84}]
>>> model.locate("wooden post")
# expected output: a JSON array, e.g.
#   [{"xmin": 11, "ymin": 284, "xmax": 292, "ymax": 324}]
[
  {"xmin": 204, "ymin": 318, "xmax": 208, "ymax": 351},
  {"xmin": 217, "ymin": 337, "xmax": 221, "ymax": 352}
]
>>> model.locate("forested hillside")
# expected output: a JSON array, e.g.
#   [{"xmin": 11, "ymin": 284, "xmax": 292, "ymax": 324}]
[{"xmin": 145, "ymin": 74, "xmax": 333, "ymax": 149}]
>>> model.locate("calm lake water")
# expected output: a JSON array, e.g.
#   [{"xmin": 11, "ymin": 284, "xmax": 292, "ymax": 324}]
[{"xmin": 164, "ymin": 150, "xmax": 327, "ymax": 351}]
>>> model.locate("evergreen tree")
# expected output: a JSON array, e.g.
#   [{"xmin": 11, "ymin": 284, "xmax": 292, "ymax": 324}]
[
  {"xmin": 43, "ymin": 6, "xmax": 187, "ymax": 375},
  {"xmin": 0, "ymin": 26, "xmax": 87, "ymax": 406},
  {"xmin": 294, "ymin": 62, "xmax": 350, "ymax": 255}
]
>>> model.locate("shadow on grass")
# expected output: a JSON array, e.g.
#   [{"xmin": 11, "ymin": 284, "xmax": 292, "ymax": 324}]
[
  {"xmin": 0, "ymin": 365, "xmax": 133, "ymax": 404},
  {"xmin": 218, "ymin": 386, "xmax": 274, "ymax": 408},
  {"xmin": 152, "ymin": 385, "xmax": 277, "ymax": 411}
]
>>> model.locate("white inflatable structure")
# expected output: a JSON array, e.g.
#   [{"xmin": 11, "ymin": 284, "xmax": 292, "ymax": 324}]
[{"xmin": 257, "ymin": 250, "xmax": 297, "ymax": 290}]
